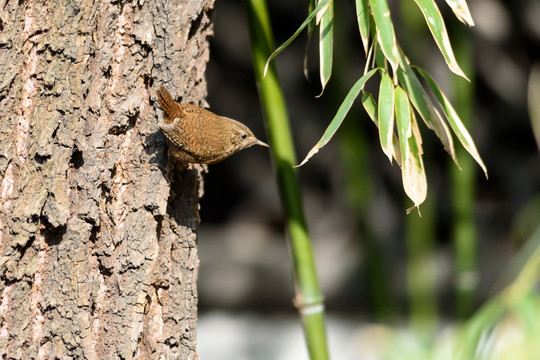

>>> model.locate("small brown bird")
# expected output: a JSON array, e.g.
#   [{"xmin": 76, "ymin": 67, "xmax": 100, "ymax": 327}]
[{"xmin": 156, "ymin": 86, "xmax": 268, "ymax": 164}]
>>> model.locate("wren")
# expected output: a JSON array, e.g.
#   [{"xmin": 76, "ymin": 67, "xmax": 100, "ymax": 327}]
[{"xmin": 156, "ymin": 86, "xmax": 268, "ymax": 164}]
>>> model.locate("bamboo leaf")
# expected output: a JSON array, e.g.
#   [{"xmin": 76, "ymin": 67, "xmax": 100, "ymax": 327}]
[
  {"xmin": 395, "ymin": 85, "xmax": 411, "ymax": 162},
  {"xmin": 416, "ymin": 67, "xmax": 488, "ymax": 178},
  {"xmin": 445, "ymin": 0, "xmax": 474, "ymax": 27},
  {"xmin": 303, "ymin": 0, "xmax": 317, "ymax": 79},
  {"xmin": 411, "ymin": 108, "xmax": 424, "ymax": 156},
  {"xmin": 405, "ymin": 112, "xmax": 428, "ymax": 212},
  {"xmin": 307, "ymin": 0, "xmax": 316, "ymax": 35},
  {"xmin": 297, "ymin": 68, "xmax": 378, "ymax": 167},
  {"xmin": 361, "ymin": 92, "xmax": 402, "ymax": 166},
  {"xmin": 396, "ymin": 50, "xmax": 458, "ymax": 165},
  {"xmin": 361, "ymin": 91, "xmax": 377, "ymax": 120},
  {"xmin": 395, "ymin": 86, "xmax": 427, "ymax": 210},
  {"xmin": 355, "ymin": 0, "xmax": 371, "ymax": 54},
  {"xmin": 374, "ymin": 41, "xmax": 387, "ymax": 68},
  {"xmin": 411, "ymin": 0, "xmax": 469, "ymax": 80},
  {"xmin": 378, "ymin": 72, "xmax": 395, "ymax": 162},
  {"xmin": 369, "ymin": 0, "xmax": 398, "ymax": 73},
  {"xmin": 317, "ymin": 0, "xmax": 334, "ymax": 95},
  {"xmin": 263, "ymin": 0, "xmax": 331, "ymax": 77}
]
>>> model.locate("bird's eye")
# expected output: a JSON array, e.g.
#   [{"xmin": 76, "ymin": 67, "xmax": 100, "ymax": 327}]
[{"xmin": 241, "ymin": 133, "xmax": 247, "ymax": 140}]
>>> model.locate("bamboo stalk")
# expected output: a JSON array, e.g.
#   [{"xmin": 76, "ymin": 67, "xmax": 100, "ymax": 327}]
[
  {"xmin": 245, "ymin": 0, "xmax": 330, "ymax": 359},
  {"xmin": 451, "ymin": 27, "xmax": 478, "ymax": 319}
]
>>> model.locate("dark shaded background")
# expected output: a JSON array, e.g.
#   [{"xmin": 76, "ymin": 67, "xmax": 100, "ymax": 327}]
[{"xmin": 197, "ymin": 0, "xmax": 540, "ymax": 322}]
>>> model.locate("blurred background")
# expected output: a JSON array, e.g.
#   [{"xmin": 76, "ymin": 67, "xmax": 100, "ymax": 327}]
[{"xmin": 197, "ymin": 0, "xmax": 540, "ymax": 358}]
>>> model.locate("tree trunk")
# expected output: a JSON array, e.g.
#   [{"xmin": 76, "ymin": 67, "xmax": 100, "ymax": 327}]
[{"xmin": 0, "ymin": 0, "xmax": 213, "ymax": 358}]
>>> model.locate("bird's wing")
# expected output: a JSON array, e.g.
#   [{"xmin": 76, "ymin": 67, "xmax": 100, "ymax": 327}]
[{"xmin": 160, "ymin": 122, "xmax": 197, "ymax": 157}]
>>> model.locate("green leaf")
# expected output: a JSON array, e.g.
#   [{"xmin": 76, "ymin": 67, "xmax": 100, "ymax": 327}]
[
  {"xmin": 297, "ymin": 68, "xmax": 378, "ymax": 167},
  {"xmin": 416, "ymin": 67, "xmax": 488, "ymax": 178},
  {"xmin": 307, "ymin": 0, "xmax": 316, "ymax": 35},
  {"xmin": 361, "ymin": 91, "xmax": 378, "ymax": 121},
  {"xmin": 361, "ymin": 92, "xmax": 402, "ymax": 167},
  {"xmin": 317, "ymin": 0, "xmax": 334, "ymax": 95},
  {"xmin": 378, "ymin": 72, "xmax": 395, "ymax": 162},
  {"xmin": 411, "ymin": 0, "xmax": 469, "ymax": 80},
  {"xmin": 263, "ymin": 0, "xmax": 331, "ymax": 77},
  {"xmin": 355, "ymin": 0, "xmax": 371, "ymax": 54},
  {"xmin": 411, "ymin": 109, "xmax": 424, "ymax": 157},
  {"xmin": 374, "ymin": 41, "xmax": 387, "ymax": 68},
  {"xmin": 394, "ymin": 86, "xmax": 411, "ymax": 162},
  {"xmin": 396, "ymin": 50, "xmax": 457, "ymax": 165},
  {"xmin": 303, "ymin": 0, "xmax": 317, "ymax": 80},
  {"xmin": 369, "ymin": 0, "xmax": 398, "ymax": 73},
  {"xmin": 445, "ymin": 0, "xmax": 474, "ymax": 27}
]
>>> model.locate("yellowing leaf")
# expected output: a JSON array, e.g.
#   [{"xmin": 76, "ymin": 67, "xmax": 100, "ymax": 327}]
[
  {"xmin": 445, "ymin": 0, "xmax": 474, "ymax": 27},
  {"xmin": 402, "ymin": 110, "xmax": 428, "ymax": 210}
]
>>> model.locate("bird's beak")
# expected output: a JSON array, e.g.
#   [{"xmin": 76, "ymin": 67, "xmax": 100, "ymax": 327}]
[{"xmin": 255, "ymin": 139, "xmax": 270, "ymax": 147}]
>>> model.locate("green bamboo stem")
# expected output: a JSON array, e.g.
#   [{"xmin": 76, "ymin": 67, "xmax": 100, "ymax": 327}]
[
  {"xmin": 245, "ymin": 0, "xmax": 330, "ymax": 359},
  {"xmin": 451, "ymin": 27, "xmax": 477, "ymax": 319},
  {"xmin": 406, "ymin": 196, "xmax": 438, "ymax": 336}
]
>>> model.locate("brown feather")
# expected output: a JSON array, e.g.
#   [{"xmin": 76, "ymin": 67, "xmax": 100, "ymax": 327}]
[{"xmin": 157, "ymin": 86, "xmax": 183, "ymax": 121}]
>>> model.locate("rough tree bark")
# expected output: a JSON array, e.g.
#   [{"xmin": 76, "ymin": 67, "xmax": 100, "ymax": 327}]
[{"xmin": 0, "ymin": 0, "xmax": 213, "ymax": 358}]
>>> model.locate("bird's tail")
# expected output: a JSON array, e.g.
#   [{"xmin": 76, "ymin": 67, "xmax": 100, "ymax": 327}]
[{"xmin": 157, "ymin": 86, "xmax": 183, "ymax": 120}]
